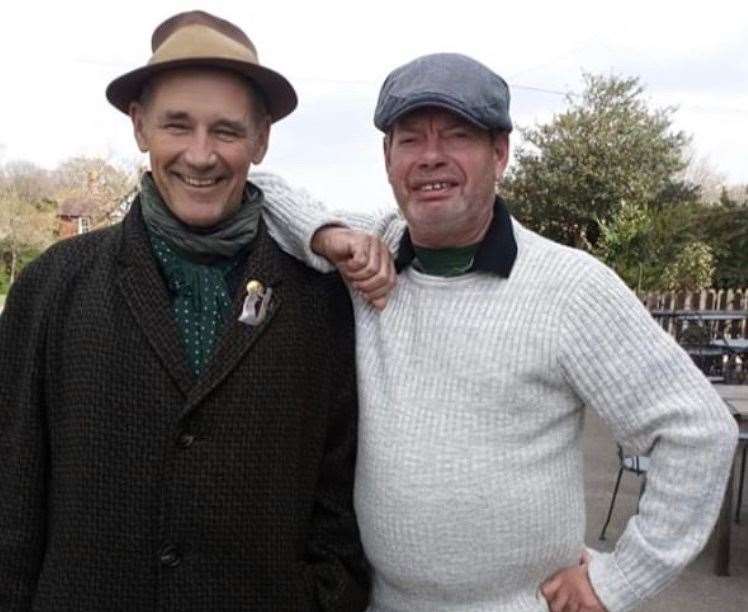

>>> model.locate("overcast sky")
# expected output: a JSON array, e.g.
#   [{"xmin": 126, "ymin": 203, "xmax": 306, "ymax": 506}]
[{"xmin": 1, "ymin": 0, "xmax": 746, "ymax": 211}]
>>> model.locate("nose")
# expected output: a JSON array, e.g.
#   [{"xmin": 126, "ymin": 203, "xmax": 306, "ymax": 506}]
[
  {"xmin": 183, "ymin": 128, "xmax": 217, "ymax": 169},
  {"xmin": 417, "ymin": 135, "xmax": 447, "ymax": 169}
]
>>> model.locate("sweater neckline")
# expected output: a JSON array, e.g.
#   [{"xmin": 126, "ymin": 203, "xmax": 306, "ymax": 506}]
[{"xmin": 403, "ymin": 266, "xmax": 487, "ymax": 287}]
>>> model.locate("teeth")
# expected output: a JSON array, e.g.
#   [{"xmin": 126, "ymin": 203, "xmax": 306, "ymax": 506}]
[
  {"xmin": 420, "ymin": 182, "xmax": 451, "ymax": 192},
  {"xmin": 181, "ymin": 175, "xmax": 219, "ymax": 187}
]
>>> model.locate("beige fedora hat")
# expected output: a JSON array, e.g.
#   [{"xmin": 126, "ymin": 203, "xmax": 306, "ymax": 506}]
[{"xmin": 106, "ymin": 10, "xmax": 297, "ymax": 122}]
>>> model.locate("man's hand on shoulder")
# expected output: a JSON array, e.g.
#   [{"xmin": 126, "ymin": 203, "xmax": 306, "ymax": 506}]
[
  {"xmin": 540, "ymin": 552, "xmax": 606, "ymax": 612},
  {"xmin": 311, "ymin": 226, "xmax": 396, "ymax": 310}
]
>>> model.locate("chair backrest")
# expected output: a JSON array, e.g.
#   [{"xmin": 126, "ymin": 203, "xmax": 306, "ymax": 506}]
[
  {"xmin": 678, "ymin": 318, "xmax": 725, "ymax": 380},
  {"xmin": 617, "ymin": 444, "xmax": 649, "ymax": 475}
]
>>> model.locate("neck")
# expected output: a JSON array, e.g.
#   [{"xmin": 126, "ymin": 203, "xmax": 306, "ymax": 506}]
[{"xmin": 410, "ymin": 208, "xmax": 493, "ymax": 249}]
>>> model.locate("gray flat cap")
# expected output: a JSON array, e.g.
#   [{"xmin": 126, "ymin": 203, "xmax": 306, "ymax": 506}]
[{"xmin": 374, "ymin": 53, "xmax": 512, "ymax": 133}]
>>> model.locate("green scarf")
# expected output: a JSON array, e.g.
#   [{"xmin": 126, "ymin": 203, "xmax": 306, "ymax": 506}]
[
  {"xmin": 139, "ymin": 173, "xmax": 260, "ymax": 376},
  {"xmin": 139, "ymin": 172, "xmax": 261, "ymax": 259}
]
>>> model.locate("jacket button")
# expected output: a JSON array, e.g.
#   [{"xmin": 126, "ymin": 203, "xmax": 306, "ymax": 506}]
[
  {"xmin": 177, "ymin": 432, "xmax": 196, "ymax": 448},
  {"xmin": 159, "ymin": 543, "xmax": 181, "ymax": 568}
]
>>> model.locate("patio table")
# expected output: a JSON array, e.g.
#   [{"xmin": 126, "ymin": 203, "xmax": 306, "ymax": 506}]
[
  {"xmin": 651, "ymin": 310, "xmax": 748, "ymax": 321},
  {"xmin": 710, "ymin": 338, "xmax": 748, "ymax": 353},
  {"xmin": 714, "ymin": 385, "xmax": 748, "ymax": 576}
]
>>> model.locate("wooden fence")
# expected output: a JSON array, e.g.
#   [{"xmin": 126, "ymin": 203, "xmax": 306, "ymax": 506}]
[{"xmin": 639, "ymin": 288, "xmax": 748, "ymax": 339}]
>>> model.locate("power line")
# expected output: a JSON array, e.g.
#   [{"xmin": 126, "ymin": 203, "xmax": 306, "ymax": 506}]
[
  {"xmin": 72, "ymin": 57, "xmax": 748, "ymax": 117},
  {"xmin": 512, "ymin": 84, "xmax": 571, "ymax": 96}
]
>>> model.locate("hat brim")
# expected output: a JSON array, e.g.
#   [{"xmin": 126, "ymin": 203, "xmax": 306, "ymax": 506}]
[
  {"xmin": 105, "ymin": 57, "xmax": 297, "ymax": 123},
  {"xmin": 378, "ymin": 98, "xmax": 492, "ymax": 133}
]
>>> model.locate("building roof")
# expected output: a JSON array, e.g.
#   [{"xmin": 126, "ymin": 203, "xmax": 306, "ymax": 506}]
[{"xmin": 58, "ymin": 197, "xmax": 97, "ymax": 217}]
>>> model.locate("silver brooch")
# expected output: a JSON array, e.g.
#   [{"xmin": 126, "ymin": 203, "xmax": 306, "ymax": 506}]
[{"xmin": 239, "ymin": 280, "xmax": 273, "ymax": 326}]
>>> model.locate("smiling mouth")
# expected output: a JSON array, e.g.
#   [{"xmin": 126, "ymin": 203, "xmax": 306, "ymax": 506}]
[
  {"xmin": 414, "ymin": 181, "xmax": 458, "ymax": 193},
  {"xmin": 174, "ymin": 173, "xmax": 223, "ymax": 188}
]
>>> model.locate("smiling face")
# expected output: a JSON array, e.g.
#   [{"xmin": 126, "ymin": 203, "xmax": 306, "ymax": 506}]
[
  {"xmin": 384, "ymin": 108, "xmax": 509, "ymax": 248},
  {"xmin": 130, "ymin": 68, "xmax": 270, "ymax": 228}
]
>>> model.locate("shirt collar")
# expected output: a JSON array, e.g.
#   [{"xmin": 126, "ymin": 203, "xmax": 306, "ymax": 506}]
[{"xmin": 394, "ymin": 196, "xmax": 517, "ymax": 278}]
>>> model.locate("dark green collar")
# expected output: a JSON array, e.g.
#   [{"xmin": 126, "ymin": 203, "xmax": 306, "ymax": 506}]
[
  {"xmin": 412, "ymin": 243, "xmax": 480, "ymax": 277},
  {"xmin": 395, "ymin": 196, "xmax": 517, "ymax": 278}
]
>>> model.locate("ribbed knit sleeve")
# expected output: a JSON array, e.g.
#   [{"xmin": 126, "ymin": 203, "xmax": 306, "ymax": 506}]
[
  {"xmin": 254, "ymin": 172, "xmax": 405, "ymax": 270},
  {"xmin": 557, "ymin": 258, "xmax": 738, "ymax": 611}
]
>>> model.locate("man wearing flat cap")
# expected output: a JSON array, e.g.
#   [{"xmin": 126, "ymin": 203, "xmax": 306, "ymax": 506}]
[
  {"xmin": 0, "ymin": 11, "xmax": 369, "ymax": 611},
  {"xmin": 258, "ymin": 53, "xmax": 737, "ymax": 611}
]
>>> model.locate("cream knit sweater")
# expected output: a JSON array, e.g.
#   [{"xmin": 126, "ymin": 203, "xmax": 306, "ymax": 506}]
[{"xmin": 255, "ymin": 173, "xmax": 738, "ymax": 612}]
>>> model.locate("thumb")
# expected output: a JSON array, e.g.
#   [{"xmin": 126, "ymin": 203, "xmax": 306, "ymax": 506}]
[{"xmin": 347, "ymin": 245, "xmax": 369, "ymax": 269}]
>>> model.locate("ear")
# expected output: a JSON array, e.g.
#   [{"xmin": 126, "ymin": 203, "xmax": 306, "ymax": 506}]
[
  {"xmin": 383, "ymin": 135, "xmax": 392, "ymax": 175},
  {"xmin": 250, "ymin": 117, "xmax": 271, "ymax": 165},
  {"xmin": 129, "ymin": 101, "xmax": 149, "ymax": 153},
  {"xmin": 492, "ymin": 131, "xmax": 510, "ymax": 181}
]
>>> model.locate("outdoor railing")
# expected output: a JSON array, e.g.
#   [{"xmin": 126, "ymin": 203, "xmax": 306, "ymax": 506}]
[{"xmin": 641, "ymin": 288, "xmax": 747, "ymax": 340}]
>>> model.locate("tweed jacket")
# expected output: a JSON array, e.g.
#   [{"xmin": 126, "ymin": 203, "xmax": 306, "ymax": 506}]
[{"xmin": 0, "ymin": 200, "xmax": 369, "ymax": 611}]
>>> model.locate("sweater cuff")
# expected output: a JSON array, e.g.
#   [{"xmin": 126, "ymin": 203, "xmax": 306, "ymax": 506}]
[
  {"xmin": 587, "ymin": 549, "xmax": 642, "ymax": 612},
  {"xmin": 304, "ymin": 222, "xmax": 345, "ymax": 273}
]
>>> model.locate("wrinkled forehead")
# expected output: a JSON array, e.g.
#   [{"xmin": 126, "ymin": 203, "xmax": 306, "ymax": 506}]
[
  {"xmin": 391, "ymin": 106, "xmax": 486, "ymax": 133},
  {"xmin": 142, "ymin": 67, "xmax": 262, "ymax": 116},
  {"xmin": 146, "ymin": 66, "xmax": 245, "ymax": 95}
]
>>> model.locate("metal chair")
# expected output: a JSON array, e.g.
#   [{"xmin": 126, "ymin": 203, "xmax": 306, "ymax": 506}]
[
  {"xmin": 723, "ymin": 398, "xmax": 747, "ymax": 524},
  {"xmin": 736, "ymin": 431, "xmax": 747, "ymax": 523},
  {"xmin": 678, "ymin": 316, "xmax": 745, "ymax": 384},
  {"xmin": 679, "ymin": 323, "xmax": 725, "ymax": 382},
  {"xmin": 599, "ymin": 445, "xmax": 649, "ymax": 540}
]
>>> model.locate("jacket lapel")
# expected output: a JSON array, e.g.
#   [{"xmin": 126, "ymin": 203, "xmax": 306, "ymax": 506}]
[
  {"xmin": 116, "ymin": 200, "xmax": 195, "ymax": 397},
  {"xmin": 181, "ymin": 221, "xmax": 284, "ymax": 417}
]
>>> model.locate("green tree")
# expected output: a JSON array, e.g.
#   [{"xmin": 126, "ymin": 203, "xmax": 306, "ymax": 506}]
[
  {"xmin": 661, "ymin": 241, "xmax": 715, "ymax": 292},
  {"xmin": 630, "ymin": 195, "xmax": 747, "ymax": 291},
  {"xmin": 690, "ymin": 194, "xmax": 748, "ymax": 288},
  {"xmin": 593, "ymin": 201, "xmax": 654, "ymax": 291},
  {"xmin": 505, "ymin": 73, "xmax": 694, "ymax": 248},
  {"xmin": 0, "ymin": 161, "xmax": 56, "ymax": 286}
]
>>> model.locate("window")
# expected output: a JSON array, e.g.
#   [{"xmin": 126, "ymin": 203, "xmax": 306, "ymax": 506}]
[{"xmin": 78, "ymin": 217, "xmax": 92, "ymax": 234}]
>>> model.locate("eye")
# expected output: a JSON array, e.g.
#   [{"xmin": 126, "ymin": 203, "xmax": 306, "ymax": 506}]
[
  {"xmin": 397, "ymin": 135, "xmax": 417, "ymax": 146},
  {"xmin": 164, "ymin": 123, "xmax": 188, "ymax": 133},
  {"xmin": 215, "ymin": 129, "xmax": 239, "ymax": 140}
]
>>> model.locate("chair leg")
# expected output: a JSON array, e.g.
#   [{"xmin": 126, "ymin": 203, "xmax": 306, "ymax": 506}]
[
  {"xmin": 637, "ymin": 475, "xmax": 647, "ymax": 514},
  {"xmin": 736, "ymin": 444, "xmax": 746, "ymax": 524},
  {"xmin": 599, "ymin": 467, "xmax": 624, "ymax": 541}
]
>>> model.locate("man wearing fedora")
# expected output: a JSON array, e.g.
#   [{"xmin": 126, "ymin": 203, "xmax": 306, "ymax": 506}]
[
  {"xmin": 257, "ymin": 53, "xmax": 738, "ymax": 611},
  {"xmin": 0, "ymin": 11, "xmax": 368, "ymax": 611}
]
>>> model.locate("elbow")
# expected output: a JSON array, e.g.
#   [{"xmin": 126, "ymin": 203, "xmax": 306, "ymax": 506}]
[{"xmin": 702, "ymin": 409, "xmax": 739, "ymax": 475}]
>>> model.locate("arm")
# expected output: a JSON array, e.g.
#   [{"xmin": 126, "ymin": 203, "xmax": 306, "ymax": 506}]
[
  {"xmin": 554, "ymin": 261, "xmax": 737, "ymax": 611},
  {"xmin": 255, "ymin": 172, "xmax": 400, "ymax": 308},
  {"xmin": 541, "ymin": 551, "xmax": 605, "ymax": 612},
  {"xmin": 304, "ymin": 279, "xmax": 370, "ymax": 610},
  {"xmin": 0, "ymin": 262, "xmax": 50, "ymax": 609},
  {"xmin": 310, "ymin": 228, "xmax": 396, "ymax": 310}
]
